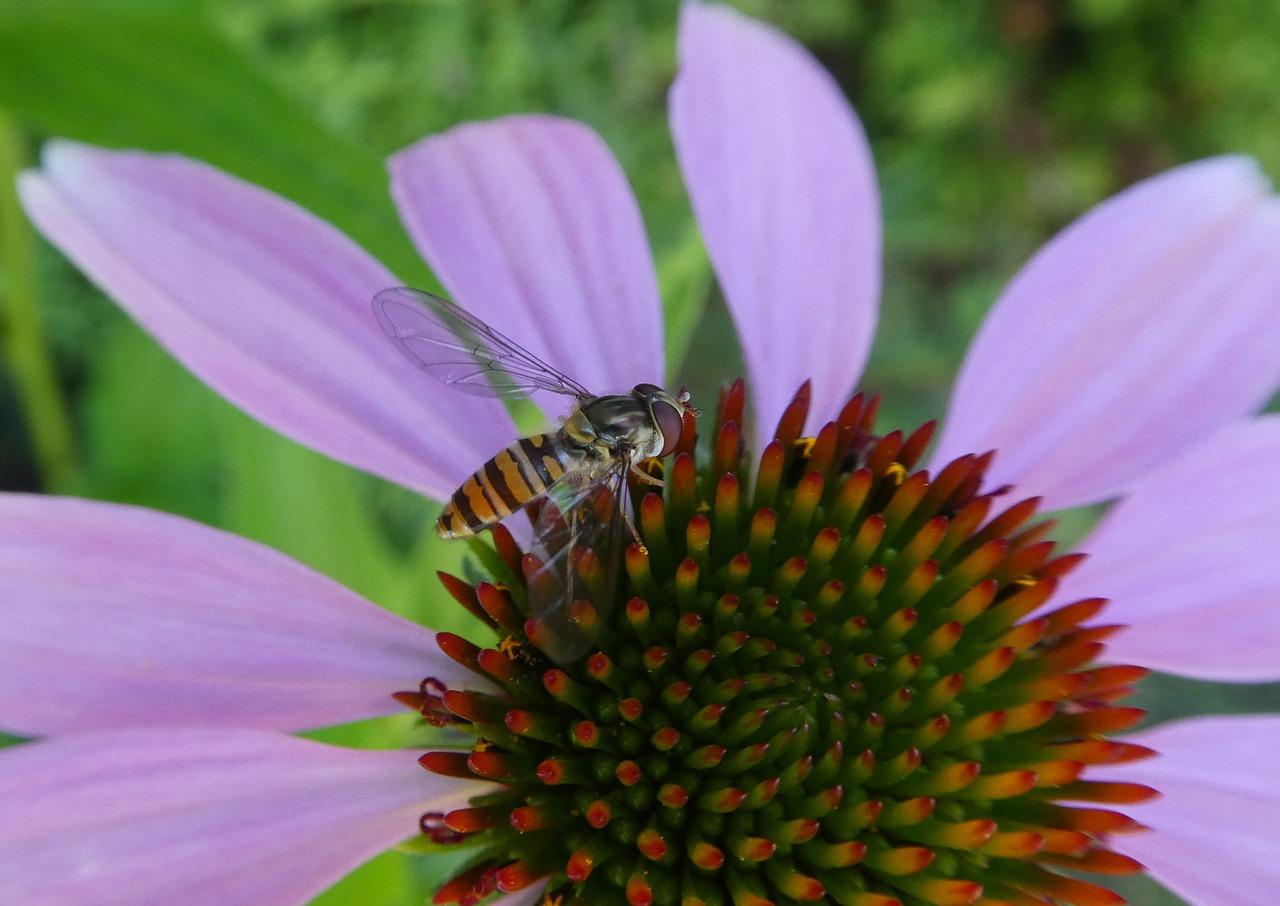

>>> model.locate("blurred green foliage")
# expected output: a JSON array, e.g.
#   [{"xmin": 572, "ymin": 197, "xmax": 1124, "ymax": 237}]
[{"xmin": 2, "ymin": 1, "xmax": 1279, "ymax": 902}]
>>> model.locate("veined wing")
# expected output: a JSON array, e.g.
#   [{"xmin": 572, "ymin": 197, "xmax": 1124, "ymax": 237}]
[
  {"xmin": 524, "ymin": 460, "xmax": 631, "ymax": 663},
  {"xmin": 373, "ymin": 286, "xmax": 593, "ymax": 399}
]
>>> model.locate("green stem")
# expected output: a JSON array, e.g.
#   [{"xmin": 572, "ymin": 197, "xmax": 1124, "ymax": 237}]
[{"xmin": 0, "ymin": 113, "xmax": 81, "ymax": 491}]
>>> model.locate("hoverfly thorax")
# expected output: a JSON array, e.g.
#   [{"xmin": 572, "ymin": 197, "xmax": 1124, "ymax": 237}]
[{"xmin": 572, "ymin": 383, "xmax": 690, "ymax": 462}]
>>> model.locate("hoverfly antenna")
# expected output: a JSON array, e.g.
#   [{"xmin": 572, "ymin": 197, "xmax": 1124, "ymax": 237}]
[{"xmin": 677, "ymin": 388, "xmax": 702, "ymax": 418}]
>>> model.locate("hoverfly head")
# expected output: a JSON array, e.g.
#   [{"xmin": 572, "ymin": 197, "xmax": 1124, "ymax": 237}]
[{"xmin": 633, "ymin": 383, "xmax": 692, "ymax": 458}]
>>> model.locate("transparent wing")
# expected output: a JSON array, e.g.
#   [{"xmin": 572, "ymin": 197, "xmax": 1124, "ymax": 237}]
[
  {"xmin": 524, "ymin": 460, "xmax": 631, "ymax": 664},
  {"xmin": 373, "ymin": 286, "xmax": 592, "ymax": 399}
]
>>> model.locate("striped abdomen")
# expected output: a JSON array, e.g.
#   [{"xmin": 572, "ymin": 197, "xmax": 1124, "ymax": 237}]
[{"xmin": 436, "ymin": 433, "xmax": 575, "ymax": 538}]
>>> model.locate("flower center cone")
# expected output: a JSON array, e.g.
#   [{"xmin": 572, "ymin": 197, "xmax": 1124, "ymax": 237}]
[{"xmin": 405, "ymin": 379, "xmax": 1157, "ymax": 906}]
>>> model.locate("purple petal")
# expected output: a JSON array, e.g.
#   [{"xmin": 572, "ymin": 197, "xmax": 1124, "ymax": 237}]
[
  {"xmin": 1056, "ymin": 417, "xmax": 1280, "ymax": 681},
  {"xmin": 0, "ymin": 728, "xmax": 475, "ymax": 905},
  {"xmin": 1092, "ymin": 716, "xmax": 1280, "ymax": 906},
  {"xmin": 18, "ymin": 140, "xmax": 514, "ymax": 500},
  {"xmin": 390, "ymin": 116, "xmax": 664, "ymax": 397},
  {"xmin": 0, "ymin": 494, "xmax": 476, "ymax": 736},
  {"xmin": 671, "ymin": 2, "xmax": 881, "ymax": 447},
  {"xmin": 932, "ymin": 156, "xmax": 1280, "ymax": 510}
]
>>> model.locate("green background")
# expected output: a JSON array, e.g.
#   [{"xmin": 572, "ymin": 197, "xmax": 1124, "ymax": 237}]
[{"xmin": 2, "ymin": 1, "xmax": 1279, "ymax": 902}]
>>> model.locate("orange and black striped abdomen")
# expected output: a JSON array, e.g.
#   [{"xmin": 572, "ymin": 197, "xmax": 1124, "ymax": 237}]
[{"xmin": 436, "ymin": 433, "xmax": 572, "ymax": 538}]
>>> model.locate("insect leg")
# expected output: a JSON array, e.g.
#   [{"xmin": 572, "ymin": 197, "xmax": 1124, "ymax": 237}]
[{"xmin": 629, "ymin": 462, "xmax": 665, "ymax": 488}]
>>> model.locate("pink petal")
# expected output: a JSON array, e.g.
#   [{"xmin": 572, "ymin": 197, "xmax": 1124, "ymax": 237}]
[
  {"xmin": 671, "ymin": 2, "xmax": 881, "ymax": 448},
  {"xmin": 1092, "ymin": 716, "xmax": 1280, "ymax": 906},
  {"xmin": 0, "ymin": 494, "xmax": 476, "ymax": 736},
  {"xmin": 1056, "ymin": 417, "xmax": 1280, "ymax": 681},
  {"xmin": 932, "ymin": 157, "xmax": 1280, "ymax": 510},
  {"xmin": 18, "ymin": 140, "xmax": 513, "ymax": 500},
  {"xmin": 390, "ymin": 115, "xmax": 664, "ymax": 397},
  {"xmin": 0, "ymin": 728, "xmax": 475, "ymax": 905}
]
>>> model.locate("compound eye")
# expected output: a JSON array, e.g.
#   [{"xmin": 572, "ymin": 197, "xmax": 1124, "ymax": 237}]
[{"xmin": 652, "ymin": 399, "xmax": 684, "ymax": 457}]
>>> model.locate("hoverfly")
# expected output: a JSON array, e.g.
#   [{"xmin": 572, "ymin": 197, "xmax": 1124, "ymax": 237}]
[{"xmin": 373, "ymin": 287, "xmax": 696, "ymax": 662}]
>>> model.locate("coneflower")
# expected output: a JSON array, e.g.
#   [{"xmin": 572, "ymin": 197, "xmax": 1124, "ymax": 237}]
[{"xmin": 5, "ymin": 3, "xmax": 1280, "ymax": 904}]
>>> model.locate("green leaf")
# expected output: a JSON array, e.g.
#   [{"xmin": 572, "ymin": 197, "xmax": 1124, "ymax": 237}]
[
  {"xmin": 80, "ymin": 319, "xmax": 225, "ymax": 522},
  {"xmin": 0, "ymin": 112, "xmax": 80, "ymax": 491},
  {"xmin": 657, "ymin": 217, "xmax": 713, "ymax": 378},
  {"xmin": 310, "ymin": 848, "xmax": 415, "ymax": 906},
  {"xmin": 215, "ymin": 404, "xmax": 403, "ymax": 605},
  {"xmin": 0, "ymin": 1, "xmax": 426, "ymax": 282}
]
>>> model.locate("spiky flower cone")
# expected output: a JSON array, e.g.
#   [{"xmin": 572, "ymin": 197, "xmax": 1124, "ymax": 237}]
[{"xmin": 404, "ymin": 381, "xmax": 1156, "ymax": 906}]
